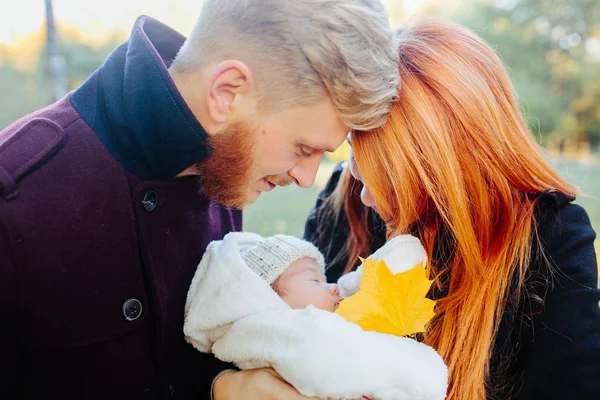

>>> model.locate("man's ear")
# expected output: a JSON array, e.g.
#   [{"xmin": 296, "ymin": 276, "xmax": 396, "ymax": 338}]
[{"xmin": 205, "ymin": 60, "xmax": 256, "ymax": 124}]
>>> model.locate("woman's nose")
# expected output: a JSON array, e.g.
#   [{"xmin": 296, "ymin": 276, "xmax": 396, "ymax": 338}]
[{"xmin": 328, "ymin": 283, "xmax": 340, "ymax": 296}]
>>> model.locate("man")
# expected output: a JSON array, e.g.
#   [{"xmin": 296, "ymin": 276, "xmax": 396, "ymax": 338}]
[{"xmin": 0, "ymin": 1, "xmax": 399, "ymax": 399}]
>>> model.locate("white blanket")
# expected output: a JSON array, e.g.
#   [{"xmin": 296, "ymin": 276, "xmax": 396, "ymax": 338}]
[{"xmin": 184, "ymin": 232, "xmax": 448, "ymax": 400}]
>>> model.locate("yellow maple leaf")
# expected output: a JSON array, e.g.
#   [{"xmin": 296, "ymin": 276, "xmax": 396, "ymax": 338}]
[{"xmin": 335, "ymin": 258, "xmax": 436, "ymax": 337}]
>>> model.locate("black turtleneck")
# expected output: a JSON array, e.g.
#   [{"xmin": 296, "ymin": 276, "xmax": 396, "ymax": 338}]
[{"xmin": 71, "ymin": 16, "xmax": 209, "ymax": 180}]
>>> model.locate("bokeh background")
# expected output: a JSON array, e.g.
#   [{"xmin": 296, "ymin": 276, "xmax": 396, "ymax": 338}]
[{"xmin": 1, "ymin": 1, "xmax": 598, "ymax": 269}]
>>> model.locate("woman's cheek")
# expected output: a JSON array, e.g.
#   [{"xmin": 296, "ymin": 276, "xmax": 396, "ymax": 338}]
[{"xmin": 360, "ymin": 185, "xmax": 376, "ymax": 208}]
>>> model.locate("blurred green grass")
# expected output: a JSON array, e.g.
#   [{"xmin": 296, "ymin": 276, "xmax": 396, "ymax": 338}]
[
  {"xmin": 554, "ymin": 161, "xmax": 600, "ymax": 234},
  {"xmin": 243, "ymin": 173, "xmax": 325, "ymax": 238}
]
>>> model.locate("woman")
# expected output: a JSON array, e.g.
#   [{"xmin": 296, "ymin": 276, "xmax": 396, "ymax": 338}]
[{"xmin": 305, "ymin": 19, "xmax": 600, "ymax": 399}]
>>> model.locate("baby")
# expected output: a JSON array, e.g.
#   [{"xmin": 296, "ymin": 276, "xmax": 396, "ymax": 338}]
[
  {"xmin": 184, "ymin": 232, "xmax": 448, "ymax": 400},
  {"xmin": 239, "ymin": 234, "xmax": 342, "ymax": 312}
]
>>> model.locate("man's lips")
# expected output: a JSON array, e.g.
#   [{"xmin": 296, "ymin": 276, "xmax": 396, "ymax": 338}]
[{"xmin": 262, "ymin": 178, "xmax": 276, "ymax": 192}]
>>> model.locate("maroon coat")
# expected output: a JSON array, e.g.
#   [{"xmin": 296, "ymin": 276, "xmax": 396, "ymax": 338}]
[{"xmin": 0, "ymin": 17, "xmax": 241, "ymax": 399}]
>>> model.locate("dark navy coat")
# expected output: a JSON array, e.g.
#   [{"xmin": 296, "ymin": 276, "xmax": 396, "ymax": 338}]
[{"xmin": 0, "ymin": 16, "xmax": 240, "ymax": 400}]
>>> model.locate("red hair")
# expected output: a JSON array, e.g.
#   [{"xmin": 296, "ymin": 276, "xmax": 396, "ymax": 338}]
[{"xmin": 348, "ymin": 20, "xmax": 577, "ymax": 399}]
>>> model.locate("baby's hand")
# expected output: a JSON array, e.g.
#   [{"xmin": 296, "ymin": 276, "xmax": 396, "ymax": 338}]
[
  {"xmin": 213, "ymin": 368, "xmax": 319, "ymax": 400},
  {"xmin": 337, "ymin": 267, "xmax": 363, "ymax": 298},
  {"xmin": 368, "ymin": 234, "xmax": 426, "ymax": 274},
  {"xmin": 337, "ymin": 234, "xmax": 426, "ymax": 298}
]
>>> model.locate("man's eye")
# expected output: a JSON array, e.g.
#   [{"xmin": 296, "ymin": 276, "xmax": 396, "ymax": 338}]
[{"xmin": 297, "ymin": 146, "xmax": 313, "ymax": 157}]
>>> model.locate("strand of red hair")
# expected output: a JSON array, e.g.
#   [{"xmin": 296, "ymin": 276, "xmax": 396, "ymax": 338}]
[{"xmin": 349, "ymin": 20, "xmax": 577, "ymax": 399}]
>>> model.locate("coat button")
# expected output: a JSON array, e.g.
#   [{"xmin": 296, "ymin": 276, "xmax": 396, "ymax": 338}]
[
  {"xmin": 142, "ymin": 189, "xmax": 159, "ymax": 212},
  {"xmin": 122, "ymin": 298, "xmax": 143, "ymax": 321}
]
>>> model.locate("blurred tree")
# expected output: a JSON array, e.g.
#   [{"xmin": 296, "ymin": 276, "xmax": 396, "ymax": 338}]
[
  {"xmin": 0, "ymin": 31, "xmax": 120, "ymax": 130},
  {"xmin": 384, "ymin": 0, "xmax": 405, "ymax": 27},
  {"xmin": 452, "ymin": 0, "xmax": 600, "ymax": 153},
  {"xmin": 44, "ymin": 0, "xmax": 68, "ymax": 102},
  {"xmin": 59, "ymin": 35, "xmax": 122, "ymax": 89},
  {"xmin": 0, "ymin": 61, "xmax": 38, "ymax": 129}
]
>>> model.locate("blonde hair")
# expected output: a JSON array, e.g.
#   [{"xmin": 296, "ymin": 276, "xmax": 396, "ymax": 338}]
[
  {"xmin": 346, "ymin": 19, "xmax": 577, "ymax": 399},
  {"xmin": 171, "ymin": 0, "xmax": 399, "ymax": 130}
]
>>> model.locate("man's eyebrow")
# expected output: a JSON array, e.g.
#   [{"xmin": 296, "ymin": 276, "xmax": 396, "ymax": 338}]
[{"xmin": 300, "ymin": 142, "xmax": 337, "ymax": 153}]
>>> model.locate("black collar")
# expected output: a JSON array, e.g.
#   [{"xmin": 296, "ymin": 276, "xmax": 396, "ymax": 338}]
[{"xmin": 70, "ymin": 16, "xmax": 209, "ymax": 179}]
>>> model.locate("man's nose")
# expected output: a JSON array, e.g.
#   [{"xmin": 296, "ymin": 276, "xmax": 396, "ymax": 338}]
[{"xmin": 288, "ymin": 154, "xmax": 323, "ymax": 188}]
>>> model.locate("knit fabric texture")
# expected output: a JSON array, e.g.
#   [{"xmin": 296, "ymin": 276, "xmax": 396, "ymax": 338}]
[{"xmin": 240, "ymin": 234, "xmax": 326, "ymax": 284}]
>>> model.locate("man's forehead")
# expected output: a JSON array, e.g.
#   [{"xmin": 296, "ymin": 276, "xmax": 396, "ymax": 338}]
[{"xmin": 302, "ymin": 130, "xmax": 350, "ymax": 153}]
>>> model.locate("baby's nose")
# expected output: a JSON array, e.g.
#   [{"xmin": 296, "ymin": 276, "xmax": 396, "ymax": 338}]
[{"xmin": 328, "ymin": 283, "xmax": 340, "ymax": 296}]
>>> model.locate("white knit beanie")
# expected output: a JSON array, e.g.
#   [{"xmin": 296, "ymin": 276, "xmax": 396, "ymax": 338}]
[{"xmin": 239, "ymin": 234, "xmax": 326, "ymax": 284}]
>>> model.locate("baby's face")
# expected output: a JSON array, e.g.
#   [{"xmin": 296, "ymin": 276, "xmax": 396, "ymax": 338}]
[{"xmin": 274, "ymin": 257, "xmax": 341, "ymax": 312}]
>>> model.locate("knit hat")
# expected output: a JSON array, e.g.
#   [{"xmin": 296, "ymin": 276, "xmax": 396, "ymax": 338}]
[{"xmin": 239, "ymin": 234, "xmax": 326, "ymax": 284}]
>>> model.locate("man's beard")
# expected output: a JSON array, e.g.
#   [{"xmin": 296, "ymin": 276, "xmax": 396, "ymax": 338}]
[{"xmin": 193, "ymin": 121, "xmax": 293, "ymax": 210}]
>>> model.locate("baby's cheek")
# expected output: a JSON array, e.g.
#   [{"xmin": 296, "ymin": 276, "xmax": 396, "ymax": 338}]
[
  {"xmin": 281, "ymin": 289, "xmax": 313, "ymax": 310},
  {"xmin": 313, "ymin": 292, "xmax": 335, "ymax": 312}
]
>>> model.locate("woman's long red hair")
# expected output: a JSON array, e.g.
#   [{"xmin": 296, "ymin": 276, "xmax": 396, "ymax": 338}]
[{"xmin": 346, "ymin": 20, "xmax": 577, "ymax": 399}]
